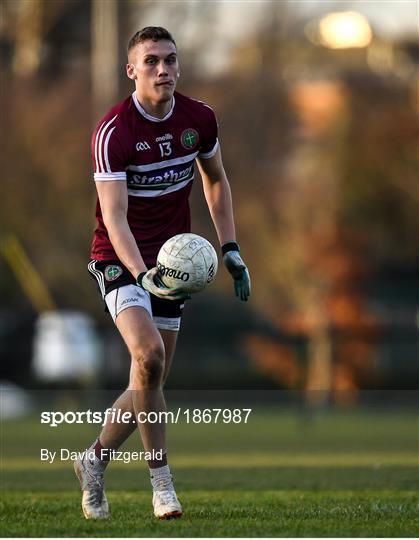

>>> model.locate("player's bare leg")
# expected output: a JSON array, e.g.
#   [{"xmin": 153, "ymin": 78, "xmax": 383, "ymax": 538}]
[
  {"xmin": 93, "ymin": 329, "xmax": 177, "ymax": 452},
  {"xmin": 97, "ymin": 390, "xmax": 137, "ymax": 449},
  {"xmin": 75, "ymin": 307, "xmax": 181, "ymax": 519},
  {"xmin": 160, "ymin": 329, "xmax": 178, "ymax": 383},
  {"xmin": 74, "ymin": 393, "xmax": 137, "ymax": 518},
  {"xmin": 115, "ymin": 308, "xmax": 181, "ymax": 519},
  {"xmin": 115, "ymin": 307, "xmax": 166, "ymax": 452}
]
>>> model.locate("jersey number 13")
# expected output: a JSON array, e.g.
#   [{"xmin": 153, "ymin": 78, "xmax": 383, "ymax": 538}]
[{"xmin": 159, "ymin": 142, "xmax": 172, "ymax": 157}]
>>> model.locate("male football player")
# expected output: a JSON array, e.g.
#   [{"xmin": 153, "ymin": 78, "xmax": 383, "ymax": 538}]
[{"xmin": 74, "ymin": 26, "xmax": 250, "ymax": 520}]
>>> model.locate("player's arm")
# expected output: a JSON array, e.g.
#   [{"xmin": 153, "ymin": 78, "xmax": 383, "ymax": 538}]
[
  {"xmin": 96, "ymin": 180, "xmax": 146, "ymax": 277},
  {"xmin": 196, "ymin": 148, "xmax": 251, "ymax": 301},
  {"xmin": 196, "ymin": 147, "xmax": 235, "ymax": 244},
  {"xmin": 96, "ymin": 181, "xmax": 187, "ymax": 300}
]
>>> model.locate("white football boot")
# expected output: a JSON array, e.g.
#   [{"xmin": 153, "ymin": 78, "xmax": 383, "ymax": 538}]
[
  {"xmin": 74, "ymin": 454, "xmax": 109, "ymax": 519},
  {"xmin": 150, "ymin": 467, "xmax": 182, "ymax": 519}
]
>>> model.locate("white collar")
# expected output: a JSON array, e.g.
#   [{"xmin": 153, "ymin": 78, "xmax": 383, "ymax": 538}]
[{"xmin": 132, "ymin": 91, "xmax": 175, "ymax": 122}]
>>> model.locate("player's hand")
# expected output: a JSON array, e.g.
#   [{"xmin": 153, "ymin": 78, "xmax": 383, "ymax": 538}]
[
  {"xmin": 137, "ymin": 268, "xmax": 190, "ymax": 301},
  {"xmin": 222, "ymin": 243, "xmax": 251, "ymax": 302}
]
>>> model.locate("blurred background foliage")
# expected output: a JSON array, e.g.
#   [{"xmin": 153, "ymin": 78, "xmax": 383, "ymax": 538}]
[{"xmin": 1, "ymin": 0, "xmax": 418, "ymax": 402}]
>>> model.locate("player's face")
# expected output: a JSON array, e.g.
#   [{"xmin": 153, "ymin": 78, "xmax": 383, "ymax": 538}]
[{"xmin": 127, "ymin": 40, "xmax": 179, "ymax": 104}]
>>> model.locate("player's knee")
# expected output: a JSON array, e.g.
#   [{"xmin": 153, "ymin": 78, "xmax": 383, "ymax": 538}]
[{"xmin": 132, "ymin": 344, "xmax": 164, "ymax": 387}]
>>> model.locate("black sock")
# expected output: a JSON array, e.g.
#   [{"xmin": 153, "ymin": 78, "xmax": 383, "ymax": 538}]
[{"xmin": 148, "ymin": 452, "xmax": 168, "ymax": 469}]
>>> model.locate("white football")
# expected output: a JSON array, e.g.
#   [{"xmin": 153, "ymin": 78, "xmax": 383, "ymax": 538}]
[{"xmin": 157, "ymin": 233, "xmax": 218, "ymax": 293}]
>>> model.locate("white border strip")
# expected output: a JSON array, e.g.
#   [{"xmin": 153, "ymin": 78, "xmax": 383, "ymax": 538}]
[
  {"xmin": 94, "ymin": 172, "xmax": 127, "ymax": 181},
  {"xmin": 127, "ymin": 177, "xmax": 192, "ymax": 197},
  {"xmin": 153, "ymin": 315, "xmax": 181, "ymax": 331},
  {"xmin": 127, "ymin": 151, "xmax": 199, "ymax": 173},
  {"xmin": 198, "ymin": 139, "xmax": 219, "ymax": 159}
]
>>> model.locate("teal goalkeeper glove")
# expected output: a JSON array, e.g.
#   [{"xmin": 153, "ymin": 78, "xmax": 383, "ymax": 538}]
[
  {"xmin": 137, "ymin": 268, "xmax": 190, "ymax": 301},
  {"xmin": 222, "ymin": 242, "xmax": 251, "ymax": 302}
]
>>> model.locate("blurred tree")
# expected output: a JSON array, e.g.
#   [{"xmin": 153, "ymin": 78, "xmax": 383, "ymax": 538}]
[
  {"xmin": 11, "ymin": 0, "xmax": 43, "ymax": 76},
  {"xmin": 1, "ymin": 73, "xmax": 94, "ymax": 310},
  {"xmin": 91, "ymin": 0, "xmax": 118, "ymax": 119},
  {"xmin": 1, "ymin": 0, "xmax": 417, "ymax": 393},
  {"xmin": 198, "ymin": 18, "xmax": 419, "ymax": 402}
]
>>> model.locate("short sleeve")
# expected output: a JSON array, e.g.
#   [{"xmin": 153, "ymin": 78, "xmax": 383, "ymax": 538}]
[
  {"xmin": 198, "ymin": 106, "xmax": 219, "ymax": 159},
  {"xmin": 91, "ymin": 114, "xmax": 127, "ymax": 181}
]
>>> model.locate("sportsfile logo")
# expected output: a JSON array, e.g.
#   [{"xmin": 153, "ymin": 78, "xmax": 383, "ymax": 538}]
[{"xmin": 157, "ymin": 262, "xmax": 190, "ymax": 282}]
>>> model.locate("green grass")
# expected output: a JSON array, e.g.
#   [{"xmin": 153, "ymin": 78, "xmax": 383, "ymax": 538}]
[
  {"xmin": 1, "ymin": 408, "xmax": 418, "ymax": 536},
  {"xmin": 2, "ymin": 491, "xmax": 418, "ymax": 537}
]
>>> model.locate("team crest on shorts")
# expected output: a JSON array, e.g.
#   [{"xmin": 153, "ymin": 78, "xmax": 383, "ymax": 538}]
[
  {"xmin": 104, "ymin": 265, "xmax": 123, "ymax": 281},
  {"xmin": 181, "ymin": 129, "xmax": 199, "ymax": 149}
]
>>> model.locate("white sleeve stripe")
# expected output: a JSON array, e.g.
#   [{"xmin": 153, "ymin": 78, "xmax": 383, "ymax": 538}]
[
  {"xmin": 94, "ymin": 172, "xmax": 126, "ymax": 181},
  {"xmin": 97, "ymin": 115, "xmax": 117, "ymax": 173},
  {"xmin": 94, "ymin": 120, "xmax": 106, "ymax": 173},
  {"xmin": 94, "ymin": 114, "xmax": 118, "ymax": 173},
  {"xmin": 104, "ymin": 126, "xmax": 116, "ymax": 173},
  {"xmin": 198, "ymin": 138, "xmax": 219, "ymax": 159}
]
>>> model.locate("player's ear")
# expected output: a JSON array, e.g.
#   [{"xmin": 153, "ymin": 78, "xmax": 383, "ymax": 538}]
[{"xmin": 126, "ymin": 63, "xmax": 136, "ymax": 80}]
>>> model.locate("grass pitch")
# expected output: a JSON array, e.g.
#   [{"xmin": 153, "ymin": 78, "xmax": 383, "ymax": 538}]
[{"xmin": 1, "ymin": 406, "xmax": 418, "ymax": 537}]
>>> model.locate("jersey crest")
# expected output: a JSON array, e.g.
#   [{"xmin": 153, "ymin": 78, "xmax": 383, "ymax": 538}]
[{"xmin": 181, "ymin": 128, "xmax": 199, "ymax": 150}]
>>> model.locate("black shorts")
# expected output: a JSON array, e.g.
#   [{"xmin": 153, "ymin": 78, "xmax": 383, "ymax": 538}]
[{"xmin": 88, "ymin": 260, "xmax": 184, "ymax": 328}]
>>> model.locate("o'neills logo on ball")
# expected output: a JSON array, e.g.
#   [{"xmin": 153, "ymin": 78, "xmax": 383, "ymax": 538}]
[{"xmin": 157, "ymin": 262, "xmax": 190, "ymax": 282}]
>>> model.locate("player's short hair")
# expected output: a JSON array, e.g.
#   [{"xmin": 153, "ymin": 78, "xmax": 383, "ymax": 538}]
[{"xmin": 127, "ymin": 27, "xmax": 176, "ymax": 56}]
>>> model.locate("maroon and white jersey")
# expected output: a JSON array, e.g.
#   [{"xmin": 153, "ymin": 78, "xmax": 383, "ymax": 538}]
[{"xmin": 91, "ymin": 91, "xmax": 218, "ymax": 265}]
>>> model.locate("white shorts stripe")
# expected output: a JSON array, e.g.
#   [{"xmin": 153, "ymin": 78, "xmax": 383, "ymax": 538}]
[
  {"xmin": 88, "ymin": 260, "xmax": 105, "ymax": 297},
  {"xmin": 87, "ymin": 261, "xmax": 102, "ymax": 296},
  {"xmin": 94, "ymin": 262, "xmax": 106, "ymax": 297}
]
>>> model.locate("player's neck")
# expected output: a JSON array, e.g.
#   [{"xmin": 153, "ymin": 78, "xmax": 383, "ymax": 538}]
[{"xmin": 135, "ymin": 92, "xmax": 173, "ymax": 120}]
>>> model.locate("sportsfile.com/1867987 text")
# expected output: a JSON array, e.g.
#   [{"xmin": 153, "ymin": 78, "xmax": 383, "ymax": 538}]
[{"xmin": 40, "ymin": 408, "xmax": 253, "ymax": 427}]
